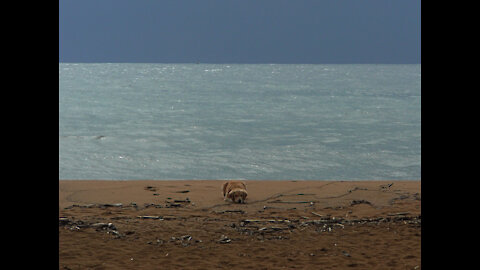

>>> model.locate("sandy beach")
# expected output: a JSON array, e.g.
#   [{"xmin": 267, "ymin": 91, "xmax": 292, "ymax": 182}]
[{"xmin": 59, "ymin": 180, "xmax": 421, "ymax": 269}]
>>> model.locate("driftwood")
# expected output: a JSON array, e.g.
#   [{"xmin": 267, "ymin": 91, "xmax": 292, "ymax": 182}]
[
  {"xmin": 64, "ymin": 203, "xmax": 124, "ymax": 209},
  {"xmin": 387, "ymin": 212, "xmax": 409, "ymax": 216},
  {"xmin": 259, "ymin": 226, "xmax": 290, "ymax": 231},
  {"xmin": 268, "ymin": 200, "xmax": 313, "ymax": 204},
  {"xmin": 243, "ymin": 219, "xmax": 291, "ymax": 224},
  {"xmin": 232, "ymin": 214, "xmax": 420, "ymax": 237},
  {"xmin": 215, "ymin": 210, "xmax": 245, "ymax": 214},
  {"xmin": 350, "ymin": 200, "xmax": 371, "ymax": 206},
  {"xmin": 59, "ymin": 218, "xmax": 122, "ymax": 237},
  {"xmin": 137, "ymin": 216, "xmax": 162, "ymax": 220},
  {"xmin": 174, "ymin": 198, "xmax": 191, "ymax": 203},
  {"xmin": 218, "ymin": 235, "xmax": 231, "ymax": 244},
  {"xmin": 144, "ymin": 203, "xmax": 163, "ymax": 208},
  {"xmin": 165, "ymin": 203, "xmax": 182, "ymax": 208},
  {"xmin": 144, "ymin": 186, "xmax": 157, "ymax": 191},
  {"xmin": 91, "ymin": 222, "xmax": 117, "ymax": 230}
]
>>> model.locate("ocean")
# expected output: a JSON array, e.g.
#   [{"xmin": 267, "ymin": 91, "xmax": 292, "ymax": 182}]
[{"xmin": 59, "ymin": 63, "xmax": 420, "ymax": 180}]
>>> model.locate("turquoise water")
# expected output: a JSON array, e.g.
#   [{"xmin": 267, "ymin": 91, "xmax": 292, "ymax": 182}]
[{"xmin": 59, "ymin": 64, "xmax": 420, "ymax": 180}]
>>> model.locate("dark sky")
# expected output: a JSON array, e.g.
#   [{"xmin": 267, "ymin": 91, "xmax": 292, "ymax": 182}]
[{"xmin": 59, "ymin": 0, "xmax": 421, "ymax": 63}]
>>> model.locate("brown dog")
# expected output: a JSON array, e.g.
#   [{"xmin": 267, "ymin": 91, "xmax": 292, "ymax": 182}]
[{"xmin": 222, "ymin": 181, "xmax": 248, "ymax": 203}]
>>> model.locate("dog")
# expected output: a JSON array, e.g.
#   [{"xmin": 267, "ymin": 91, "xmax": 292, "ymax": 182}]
[{"xmin": 222, "ymin": 181, "xmax": 248, "ymax": 203}]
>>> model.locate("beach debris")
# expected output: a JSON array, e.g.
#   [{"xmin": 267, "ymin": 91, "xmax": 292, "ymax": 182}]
[
  {"xmin": 165, "ymin": 202, "xmax": 182, "ymax": 208},
  {"xmin": 144, "ymin": 203, "xmax": 163, "ymax": 208},
  {"xmin": 262, "ymin": 205, "xmax": 281, "ymax": 210},
  {"xmin": 59, "ymin": 218, "xmax": 122, "ymax": 237},
  {"xmin": 137, "ymin": 216, "xmax": 163, "ymax": 220},
  {"xmin": 167, "ymin": 235, "xmax": 201, "ymax": 247},
  {"xmin": 64, "ymin": 203, "xmax": 123, "ymax": 209},
  {"xmin": 174, "ymin": 198, "xmax": 191, "ymax": 203},
  {"xmin": 218, "ymin": 235, "xmax": 231, "ymax": 244},
  {"xmin": 91, "ymin": 222, "xmax": 117, "ymax": 231},
  {"xmin": 144, "ymin": 186, "xmax": 157, "ymax": 192},
  {"xmin": 175, "ymin": 190, "xmax": 190, "ymax": 193},
  {"xmin": 98, "ymin": 203, "xmax": 123, "ymax": 208},
  {"xmin": 259, "ymin": 226, "xmax": 290, "ymax": 232},
  {"xmin": 350, "ymin": 200, "xmax": 371, "ymax": 206},
  {"xmin": 59, "ymin": 217, "xmax": 71, "ymax": 226},
  {"xmin": 242, "ymin": 219, "xmax": 291, "ymax": 224},
  {"xmin": 311, "ymin": 212, "xmax": 323, "ymax": 217},
  {"xmin": 64, "ymin": 204, "xmax": 94, "ymax": 209},
  {"xmin": 268, "ymin": 200, "xmax": 313, "ymax": 204},
  {"xmin": 387, "ymin": 212, "xmax": 409, "ymax": 216},
  {"xmin": 164, "ymin": 198, "xmax": 190, "ymax": 208},
  {"xmin": 215, "ymin": 209, "xmax": 245, "ymax": 214},
  {"xmin": 348, "ymin": 187, "xmax": 368, "ymax": 193},
  {"xmin": 342, "ymin": 251, "xmax": 351, "ymax": 257},
  {"xmin": 236, "ymin": 214, "xmax": 420, "ymax": 236},
  {"xmin": 380, "ymin": 183, "xmax": 394, "ymax": 190},
  {"xmin": 181, "ymin": 235, "xmax": 192, "ymax": 241}
]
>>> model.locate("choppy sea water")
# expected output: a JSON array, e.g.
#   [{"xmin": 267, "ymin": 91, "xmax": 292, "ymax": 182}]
[{"xmin": 59, "ymin": 64, "xmax": 420, "ymax": 180}]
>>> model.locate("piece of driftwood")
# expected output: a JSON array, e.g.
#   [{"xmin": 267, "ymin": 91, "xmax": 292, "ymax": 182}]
[
  {"xmin": 218, "ymin": 235, "xmax": 231, "ymax": 244},
  {"xmin": 268, "ymin": 200, "xmax": 312, "ymax": 204},
  {"xmin": 311, "ymin": 212, "xmax": 323, "ymax": 217},
  {"xmin": 259, "ymin": 226, "xmax": 290, "ymax": 231},
  {"xmin": 144, "ymin": 203, "xmax": 163, "ymax": 208},
  {"xmin": 215, "ymin": 209, "xmax": 245, "ymax": 214},
  {"xmin": 165, "ymin": 203, "xmax": 182, "ymax": 208},
  {"xmin": 91, "ymin": 222, "xmax": 117, "ymax": 230},
  {"xmin": 137, "ymin": 216, "xmax": 162, "ymax": 220},
  {"xmin": 350, "ymin": 200, "xmax": 371, "ymax": 206},
  {"xmin": 387, "ymin": 212, "xmax": 409, "ymax": 216},
  {"xmin": 174, "ymin": 198, "xmax": 191, "ymax": 203},
  {"xmin": 99, "ymin": 203, "xmax": 123, "ymax": 208},
  {"xmin": 243, "ymin": 219, "xmax": 291, "ymax": 223},
  {"xmin": 262, "ymin": 206, "xmax": 282, "ymax": 210},
  {"xmin": 380, "ymin": 183, "xmax": 394, "ymax": 189}
]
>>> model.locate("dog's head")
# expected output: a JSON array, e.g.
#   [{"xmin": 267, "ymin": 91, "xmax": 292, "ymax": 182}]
[{"xmin": 228, "ymin": 188, "xmax": 248, "ymax": 204}]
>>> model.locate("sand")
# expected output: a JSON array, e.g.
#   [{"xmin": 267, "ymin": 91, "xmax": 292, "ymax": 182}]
[{"xmin": 59, "ymin": 180, "xmax": 421, "ymax": 269}]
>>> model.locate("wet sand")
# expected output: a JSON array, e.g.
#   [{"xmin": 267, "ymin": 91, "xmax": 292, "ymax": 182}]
[{"xmin": 59, "ymin": 180, "xmax": 421, "ymax": 269}]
